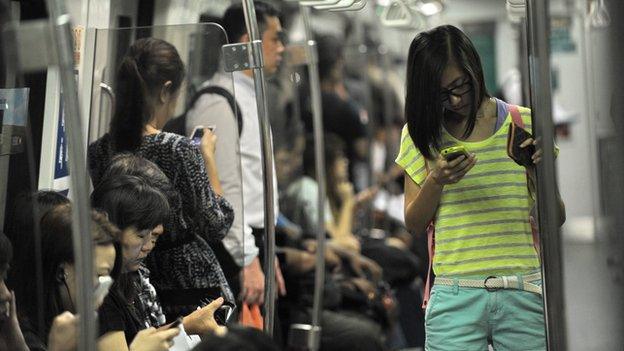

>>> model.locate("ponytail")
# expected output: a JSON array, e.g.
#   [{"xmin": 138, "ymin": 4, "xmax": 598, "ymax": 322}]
[
  {"xmin": 110, "ymin": 38, "xmax": 185, "ymax": 152},
  {"xmin": 111, "ymin": 57, "xmax": 148, "ymax": 151}
]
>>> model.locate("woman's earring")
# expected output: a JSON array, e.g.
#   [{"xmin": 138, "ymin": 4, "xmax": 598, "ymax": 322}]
[{"xmin": 56, "ymin": 266, "xmax": 67, "ymax": 283}]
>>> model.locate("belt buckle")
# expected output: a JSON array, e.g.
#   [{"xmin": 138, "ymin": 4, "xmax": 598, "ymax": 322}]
[{"xmin": 484, "ymin": 276, "xmax": 499, "ymax": 292}]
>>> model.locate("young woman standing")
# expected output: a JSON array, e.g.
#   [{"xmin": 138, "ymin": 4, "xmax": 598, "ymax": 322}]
[{"xmin": 396, "ymin": 25, "xmax": 565, "ymax": 350}]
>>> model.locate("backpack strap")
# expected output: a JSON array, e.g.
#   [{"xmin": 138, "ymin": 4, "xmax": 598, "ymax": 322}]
[
  {"xmin": 422, "ymin": 160, "xmax": 436, "ymax": 309},
  {"xmin": 188, "ymin": 86, "xmax": 244, "ymax": 137},
  {"xmin": 422, "ymin": 222, "xmax": 435, "ymax": 309},
  {"xmin": 163, "ymin": 85, "xmax": 244, "ymax": 137},
  {"xmin": 508, "ymin": 104, "xmax": 524, "ymax": 128}
]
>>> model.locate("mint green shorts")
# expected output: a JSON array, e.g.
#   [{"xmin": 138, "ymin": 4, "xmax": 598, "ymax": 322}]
[{"xmin": 425, "ymin": 277, "xmax": 545, "ymax": 351}]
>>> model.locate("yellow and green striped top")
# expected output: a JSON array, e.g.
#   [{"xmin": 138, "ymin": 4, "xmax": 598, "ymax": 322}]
[{"xmin": 395, "ymin": 105, "xmax": 540, "ymax": 277}]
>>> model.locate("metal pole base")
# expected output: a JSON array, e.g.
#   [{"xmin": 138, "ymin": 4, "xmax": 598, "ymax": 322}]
[{"xmin": 287, "ymin": 324, "xmax": 321, "ymax": 351}]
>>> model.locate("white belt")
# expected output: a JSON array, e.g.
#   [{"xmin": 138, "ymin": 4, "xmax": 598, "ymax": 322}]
[{"xmin": 434, "ymin": 272, "xmax": 542, "ymax": 295}]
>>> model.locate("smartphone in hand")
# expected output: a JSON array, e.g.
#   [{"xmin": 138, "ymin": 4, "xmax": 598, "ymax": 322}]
[
  {"xmin": 190, "ymin": 125, "xmax": 204, "ymax": 146},
  {"xmin": 441, "ymin": 145, "xmax": 469, "ymax": 162},
  {"xmin": 214, "ymin": 303, "xmax": 235, "ymax": 325},
  {"xmin": 507, "ymin": 124, "xmax": 535, "ymax": 167},
  {"xmin": 190, "ymin": 125, "xmax": 216, "ymax": 146},
  {"xmin": 169, "ymin": 316, "xmax": 183, "ymax": 329}
]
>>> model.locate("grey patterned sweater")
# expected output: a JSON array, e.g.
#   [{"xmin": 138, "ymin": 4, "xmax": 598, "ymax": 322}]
[{"xmin": 88, "ymin": 132, "xmax": 235, "ymax": 318}]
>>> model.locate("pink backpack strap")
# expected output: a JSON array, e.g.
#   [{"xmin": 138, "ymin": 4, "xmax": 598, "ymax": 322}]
[
  {"xmin": 422, "ymin": 223, "xmax": 435, "ymax": 309},
  {"xmin": 508, "ymin": 104, "xmax": 524, "ymax": 128},
  {"xmin": 421, "ymin": 160, "xmax": 436, "ymax": 309},
  {"xmin": 508, "ymin": 104, "xmax": 540, "ymax": 255}
]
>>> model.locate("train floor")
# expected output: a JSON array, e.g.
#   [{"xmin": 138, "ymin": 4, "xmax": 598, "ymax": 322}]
[{"xmin": 563, "ymin": 236, "xmax": 623, "ymax": 351}]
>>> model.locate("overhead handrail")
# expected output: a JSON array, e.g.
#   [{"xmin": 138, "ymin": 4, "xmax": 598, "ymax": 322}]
[
  {"xmin": 379, "ymin": 0, "xmax": 415, "ymax": 28},
  {"xmin": 314, "ymin": 0, "xmax": 354, "ymax": 9},
  {"xmin": 589, "ymin": 0, "xmax": 610, "ymax": 28},
  {"xmin": 299, "ymin": 0, "xmax": 342, "ymax": 6},
  {"xmin": 525, "ymin": 0, "xmax": 568, "ymax": 350},
  {"xmin": 328, "ymin": 0, "xmax": 368, "ymax": 12}
]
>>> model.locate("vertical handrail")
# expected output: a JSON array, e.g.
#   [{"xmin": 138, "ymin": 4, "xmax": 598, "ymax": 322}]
[
  {"xmin": 46, "ymin": 1, "xmax": 96, "ymax": 350},
  {"xmin": 525, "ymin": 0, "xmax": 568, "ymax": 350},
  {"xmin": 240, "ymin": 0, "xmax": 277, "ymax": 335},
  {"xmin": 301, "ymin": 6, "xmax": 327, "ymax": 336}
]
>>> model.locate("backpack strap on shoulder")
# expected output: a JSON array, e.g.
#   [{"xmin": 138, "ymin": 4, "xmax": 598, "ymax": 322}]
[
  {"xmin": 188, "ymin": 86, "xmax": 244, "ymax": 137},
  {"xmin": 508, "ymin": 104, "xmax": 524, "ymax": 128},
  {"xmin": 422, "ymin": 159, "xmax": 436, "ymax": 309}
]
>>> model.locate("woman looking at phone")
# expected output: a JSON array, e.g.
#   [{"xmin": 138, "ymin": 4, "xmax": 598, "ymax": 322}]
[
  {"xmin": 12, "ymin": 205, "xmax": 123, "ymax": 351},
  {"xmin": 88, "ymin": 38, "xmax": 235, "ymax": 319},
  {"xmin": 396, "ymin": 25, "xmax": 565, "ymax": 350},
  {"xmin": 92, "ymin": 175, "xmax": 225, "ymax": 351}
]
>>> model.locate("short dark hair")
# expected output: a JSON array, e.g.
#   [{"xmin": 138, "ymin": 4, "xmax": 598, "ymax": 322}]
[
  {"xmin": 222, "ymin": 1, "xmax": 281, "ymax": 43},
  {"xmin": 405, "ymin": 25, "xmax": 489, "ymax": 159},
  {"xmin": 102, "ymin": 154, "xmax": 180, "ymax": 215},
  {"xmin": 91, "ymin": 174, "xmax": 170, "ymax": 232},
  {"xmin": 315, "ymin": 34, "xmax": 344, "ymax": 82}
]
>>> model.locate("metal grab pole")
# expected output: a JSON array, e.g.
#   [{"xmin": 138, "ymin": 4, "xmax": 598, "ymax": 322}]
[
  {"xmin": 240, "ymin": 0, "xmax": 277, "ymax": 335},
  {"xmin": 46, "ymin": 1, "xmax": 96, "ymax": 351},
  {"xmin": 302, "ymin": 5, "xmax": 326, "ymax": 342},
  {"xmin": 525, "ymin": 0, "xmax": 568, "ymax": 350}
]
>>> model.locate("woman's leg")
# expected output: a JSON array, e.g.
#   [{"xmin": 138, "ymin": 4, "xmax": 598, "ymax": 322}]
[
  {"xmin": 425, "ymin": 285, "xmax": 489, "ymax": 351},
  {"xmin": 489, "ymin": 286, "xmax": 546, "ymax": 351}
]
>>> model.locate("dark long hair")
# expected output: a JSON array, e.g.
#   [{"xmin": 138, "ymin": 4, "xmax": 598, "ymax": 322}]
[
  {"xmin": 0, "ymin": 232, "xmax": 12, "ymax": 279},
  {"xmin": 17, "ymin": 205, "xmax": 121, "ymax": 338},
  {"xmin": 110, "ymin": 38, "xmax": 185, "ymax": 152},
  {"xmin": 405, "ymin": 25, "xmax": 489, "ymax": 159},
  {"xmin": 6, "ymin": 190, "xmax": 70, "ymax": 331}
]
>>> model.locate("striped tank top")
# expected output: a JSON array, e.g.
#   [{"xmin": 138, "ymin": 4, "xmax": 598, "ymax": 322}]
[{"xmin": 395, "ymin": 101, "xmax": 540, "ymax": 277}]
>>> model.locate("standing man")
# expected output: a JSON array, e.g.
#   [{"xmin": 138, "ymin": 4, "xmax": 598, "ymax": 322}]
[{"xmin": 187, "ymin": 1, "xmax": 286, "ymax": 307}]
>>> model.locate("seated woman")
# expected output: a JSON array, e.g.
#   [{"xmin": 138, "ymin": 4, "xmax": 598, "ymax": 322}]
[
  {"xmin": 0, "ymin": 231, "xmax": 29, "ymax": 351},
  {"xmin": 88, "ymin": 37, "xmax": 234, "ymax": 319},
  {"xmin": 92, "ymin": 174, "xmax": 224, "ymax": 351},
  {"xmin": 5, "ymin": 190, "xmax": 70, "ymax": 301},
  {"xmin": 282, "ymin": 134, "xmax": 361, "ymax": 252},
  {"xmin": 11, "ymin": 205, "xmax": 135, "ymax": 351},
  {"xmin": 102, "ymin": 154, "xmax": 230, "ymax": 331}
]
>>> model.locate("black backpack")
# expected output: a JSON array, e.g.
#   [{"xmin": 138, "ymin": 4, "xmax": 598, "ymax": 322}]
[{"xmin": 164, "ymin": 85, "xmax": 243, "ymax": 137}]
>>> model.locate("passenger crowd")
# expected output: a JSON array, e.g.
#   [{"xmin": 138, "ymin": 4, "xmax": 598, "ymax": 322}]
[{"xmin": 0, "ymin": 2, "xmax": 425, "ymax": 350}]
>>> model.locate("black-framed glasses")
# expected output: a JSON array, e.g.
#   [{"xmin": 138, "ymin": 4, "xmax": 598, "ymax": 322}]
[{"xmin": 440, "ymin": 80, "xmax": 472, "ymax": 107}]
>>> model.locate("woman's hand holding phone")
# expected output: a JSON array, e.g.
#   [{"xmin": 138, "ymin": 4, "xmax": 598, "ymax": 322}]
[
  {"xmin": 520, "ymin": 137, "xmax": 542, "ymax": 166},
  {"xmin": 430, "ymin": 152, "xmax": 477, "ymax": 185},
  {"xmin": 129, "ymin": 327, "xmax": 179, "ymax": 351},
  {"xmin": 199, "ymin": 127, "xmax": 217, "ymax": 160},
  {"xmin": 181, "ymin": 297, "xmax": 226, "ymax": 336}
]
